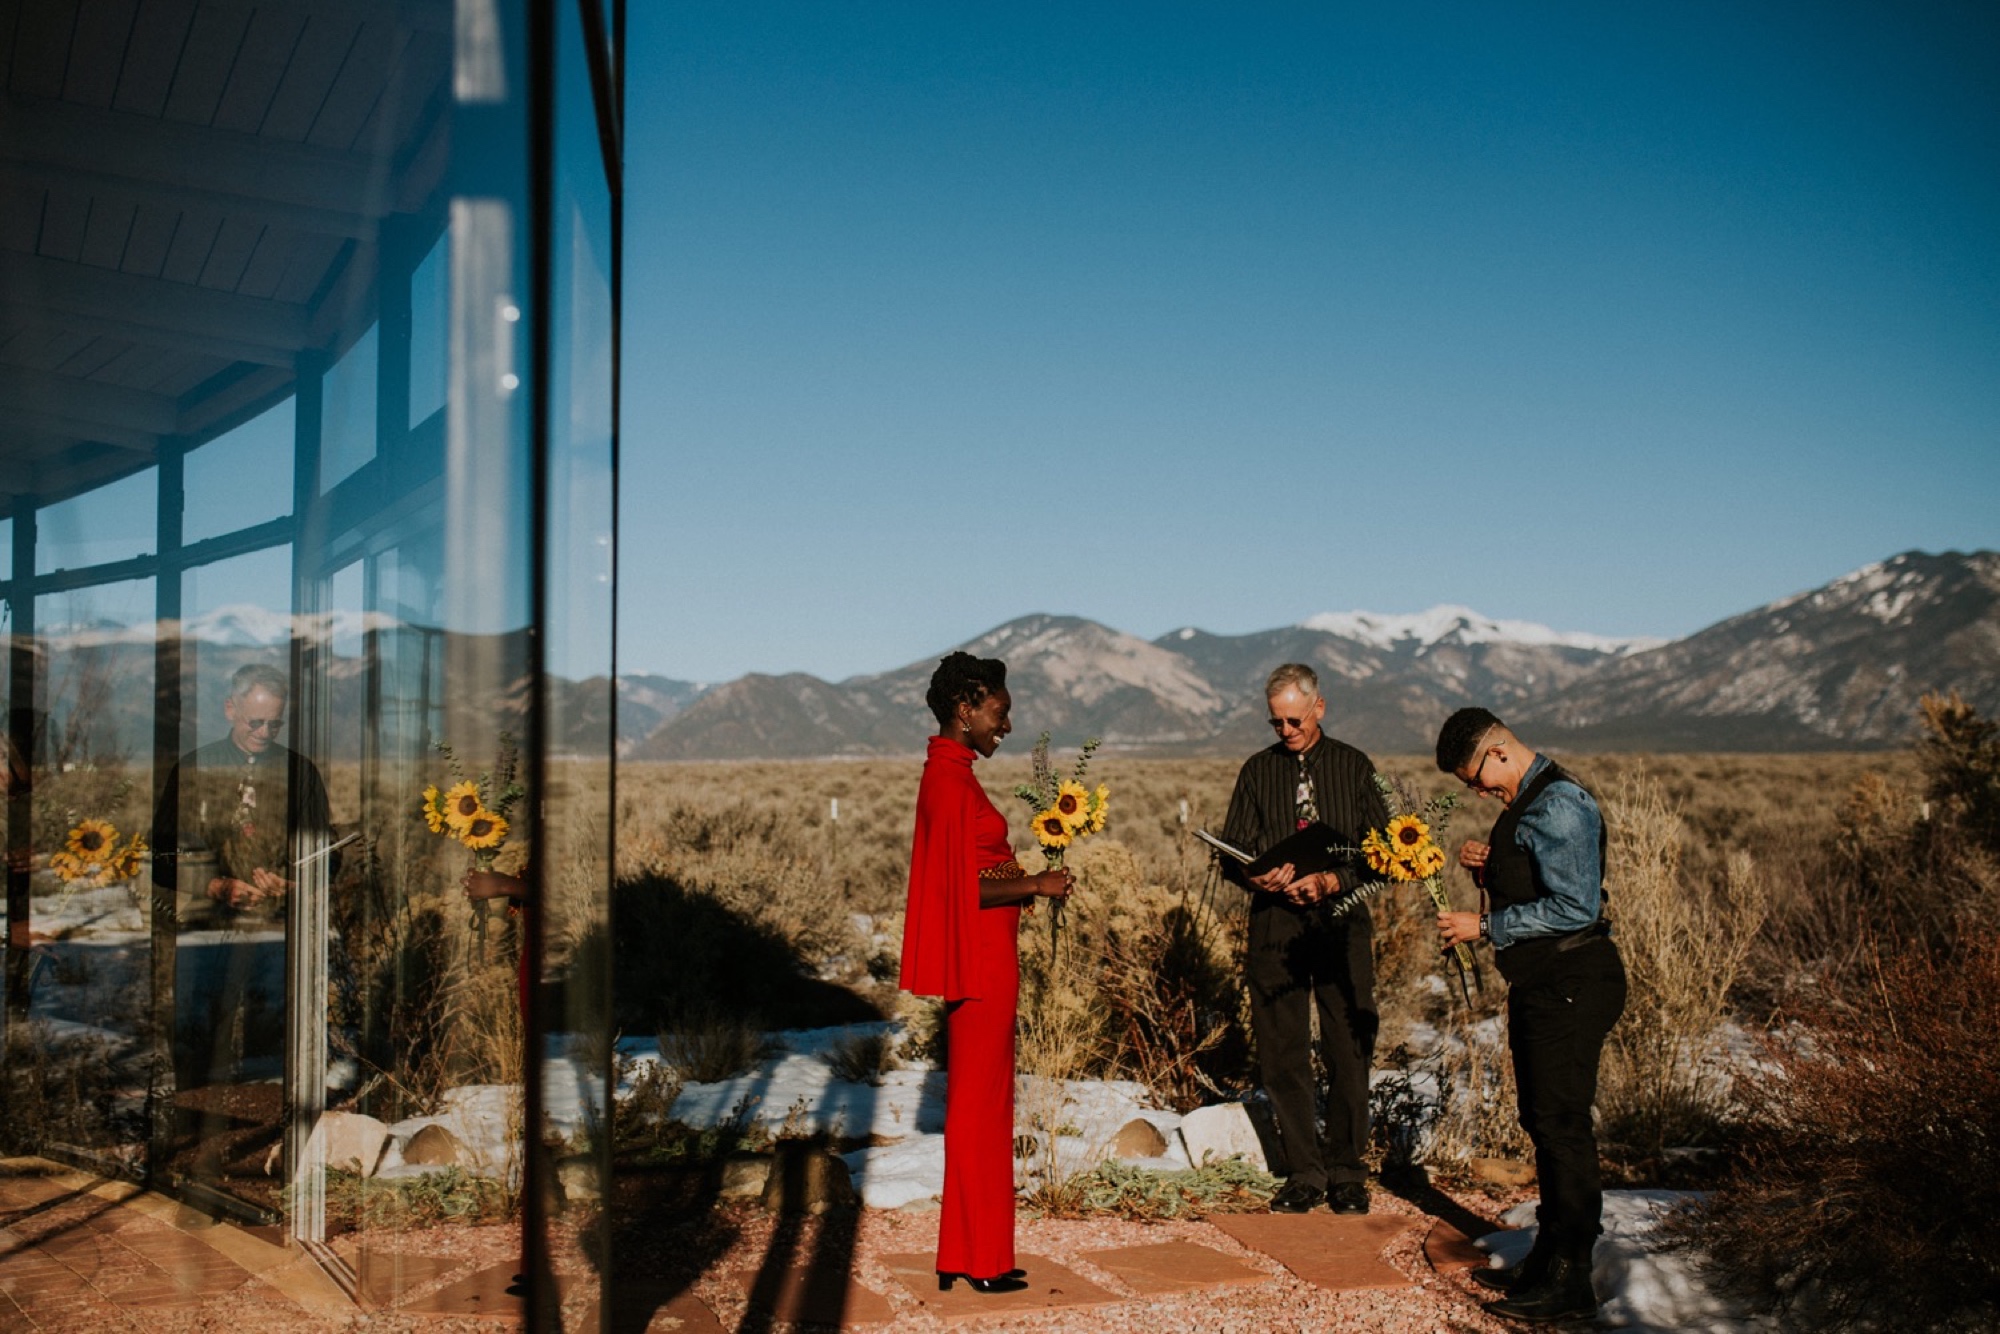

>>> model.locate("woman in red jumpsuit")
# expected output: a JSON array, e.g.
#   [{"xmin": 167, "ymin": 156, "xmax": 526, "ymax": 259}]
[{"xmin": 899, "ymin": 652, "xmax": 1072, "ymax": 1295}]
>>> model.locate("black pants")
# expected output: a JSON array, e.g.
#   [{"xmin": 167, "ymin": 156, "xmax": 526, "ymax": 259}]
[
  {"xmin": 1506, "ymin": 937, "xmax": 1627, "ymax": 1247},
  {"xmin": 1245, "ymin": 900, "xmax": 1377, "ymax": 1187}
]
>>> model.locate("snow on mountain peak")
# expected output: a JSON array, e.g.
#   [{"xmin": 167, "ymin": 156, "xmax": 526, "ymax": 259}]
[{"xmin": 1300, "ymin": 604, "xmax": 1661, "ymax": 655}]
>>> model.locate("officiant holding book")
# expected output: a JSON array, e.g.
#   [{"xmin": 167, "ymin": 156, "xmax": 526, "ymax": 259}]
[{"xmin": 1220, "ymin": 663, "xmax": 1391, "ymax": 1215}]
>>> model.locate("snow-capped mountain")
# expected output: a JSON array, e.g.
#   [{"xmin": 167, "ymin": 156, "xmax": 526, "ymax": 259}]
[
  {"xmin": 643, "ymin": 552, "xmax": 1999, "ymax": 757},
  {"xmin": 1523, "ymin": 550, "xmax": 2000, "ymax": 748},
  {"xmin": 1297, "ymin": 605, "xmax": 1663, "ymax": 656}
]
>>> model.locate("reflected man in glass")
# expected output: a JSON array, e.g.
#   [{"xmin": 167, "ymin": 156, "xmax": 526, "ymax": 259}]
[{"xmin": 154, "ymin": 663, "xmax": 336, "ymax": 1123}]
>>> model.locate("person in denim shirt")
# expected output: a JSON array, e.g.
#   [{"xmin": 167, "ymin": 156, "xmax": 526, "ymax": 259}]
[{"xmin": 1435, "ymin": 707, "xmax": 1627, "ymax": 1326}]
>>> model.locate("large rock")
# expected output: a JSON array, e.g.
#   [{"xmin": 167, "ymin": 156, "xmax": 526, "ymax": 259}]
[
  {"xmin": 1177, "ymin": 1103, "xmax": 1268, "ymax": 1172},
  {"xmin": 1111, "ymin": 1117, "xmax": 1170, "ymax": 1159},
  {"xmin": 760, "ymin": 1143, "xmax": 858, "ymax": 1215},
  {"xmin": 401, "ymin": 1124, "xmax": 467, "ymax": 1167},
  {"xmin": 1470, "ymin": 1157, "xmax": 1536, "ymax": 1188},
  {"xmin": 557, "ymin": 1156, "xmax": 600, "ymax": 1204},
  {"xmin": 718, "ymin": 1154, "xmax": 770, "ymax": 1199},
  {"xmin": 307, "ymin": 1111, "xmax": 393, "ymax": 1177}
]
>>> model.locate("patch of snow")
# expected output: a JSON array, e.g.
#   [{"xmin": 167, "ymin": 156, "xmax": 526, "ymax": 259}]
[
  {"xmin": 1483, "ymin": 1191, "xmax": 1775, "ymax": 1332},
  {"xmin": 1301, "ymin": 605, "xmax": 1662, "ymax": 655}
]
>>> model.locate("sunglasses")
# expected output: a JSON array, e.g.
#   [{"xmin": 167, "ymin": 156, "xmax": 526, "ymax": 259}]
[
  {"xmin": 243, "ymin": 717, "xmax": 286, "ymax": 734},
  {"xmin": 1267, "ymin": 711, "xmax": 1316, "ymax": 732}
]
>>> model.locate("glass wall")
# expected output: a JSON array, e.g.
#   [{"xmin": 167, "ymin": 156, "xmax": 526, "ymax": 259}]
[{"xmin": 0, "ymin": 1, "xmax": 621, "ymax": 1324}]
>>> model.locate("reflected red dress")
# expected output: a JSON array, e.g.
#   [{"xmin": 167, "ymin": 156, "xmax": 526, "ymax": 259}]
[{"xmin": 899, "ymin": 734, "xmax": 1021, "ymax": 1279}]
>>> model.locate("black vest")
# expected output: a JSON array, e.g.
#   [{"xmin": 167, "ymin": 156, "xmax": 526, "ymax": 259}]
[{"xmin": 1485, "ymin": 758, "xmax": 1611, "ymax": 984}]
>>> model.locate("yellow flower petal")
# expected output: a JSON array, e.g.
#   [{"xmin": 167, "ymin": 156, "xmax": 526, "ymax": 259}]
[{"xmin": 459, "ymin": 811, "xmax": 509, "ymax": 850}]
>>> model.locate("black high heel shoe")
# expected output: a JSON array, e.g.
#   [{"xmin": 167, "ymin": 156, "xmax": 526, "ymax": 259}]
[{"xmin": 937, "ymin": 1271, "xmax": 1029, "ymax": 1294}]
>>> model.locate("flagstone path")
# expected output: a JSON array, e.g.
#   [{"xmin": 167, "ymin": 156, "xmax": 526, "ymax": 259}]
[{"xmin": 0, "ymin": 1157, "xmax": 1520, "ymax": 1331}]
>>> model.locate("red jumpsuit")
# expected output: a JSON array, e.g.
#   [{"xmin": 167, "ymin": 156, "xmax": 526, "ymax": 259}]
[{"xmin": 899, "ymin": 734, "xmax": 1021, "ymax": 1280}]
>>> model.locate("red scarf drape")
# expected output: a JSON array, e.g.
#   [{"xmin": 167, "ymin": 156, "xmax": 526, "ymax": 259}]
[{"xmin": 899, "ymin": 735, "xmax": 1012, "ymax": 1000}]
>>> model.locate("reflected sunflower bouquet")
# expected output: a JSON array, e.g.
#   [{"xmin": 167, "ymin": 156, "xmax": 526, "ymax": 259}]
[
  {"xmin": 49, "ymin": 818, "xmax": 147, "ymax": 890},
  {"xmin": 421, "ymin": 734, "xmax": 523, "ymax": 873}
]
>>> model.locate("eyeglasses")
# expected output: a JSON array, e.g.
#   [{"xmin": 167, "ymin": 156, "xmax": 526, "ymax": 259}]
[
  {"xmin": 1267, "ymin": 710, "xmax": 1316, "ymax": 732},
  {"xmin": 1462, "ymin": 747, "xmax": 1496, "ymax": 791},
  {"xmin": 244, "ymin": 717, "xmax": 286, "ymax": 734}
]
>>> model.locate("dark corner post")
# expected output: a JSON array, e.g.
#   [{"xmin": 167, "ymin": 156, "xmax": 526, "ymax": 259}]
[
  {"xmin": 5, "ymin": 505, "xmax": 38, "ymax": 1030},
  {"xmin": 147, "ymin": 441, "xmax": 185, "ymax": 1175},
  {"xmin": 524, "ymin": 0, "xmax": 558, "ymax": 1324}
]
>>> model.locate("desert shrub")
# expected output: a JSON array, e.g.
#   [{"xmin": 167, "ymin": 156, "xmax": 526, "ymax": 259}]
[
  {"xmin": 824, "ymin": 1029, "xmax": 896, "ymax": 1084},
  {"xmin": 1093, "ymin": 889, "xmax": 1249, "ymax": 1113},
  {"xmin": 1595, "ymin": 773, "xmax": 1767, "ymax": 1158},
  {"xmin": 0, "ymin": 1022, "xmax": 122, "ymax": 1154},
  {"xmin": 1052, "ymin": 1158, "xmax": 1279, "ymax": 1220},
  {"xmin": 315, "ymin": 1165, "xmax": 510, "ymax": 1230},
  {"xmin": 1684, "ymin": 936, "xmax": 2000, "ymax": 1332},
  {"xmin": 1917, "ymin": 690, "xmax": 2000, "ymax": 854},
  {"xmin": 657, "ymin": 1004, "xmax": 774, "ymax": 1083},
  {"xmin": 1372, "ymin": 1024, "xmax": 1529, "ymax": 1171},
  {"xmin": 611, "ymin": 1053, "xmax": 684, "ymax": 1154}
]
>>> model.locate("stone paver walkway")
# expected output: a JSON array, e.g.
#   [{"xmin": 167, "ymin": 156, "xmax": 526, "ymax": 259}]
[{"xmin": 2, "ymin": 1158, "xmax": 1506, "ymax": 1330}]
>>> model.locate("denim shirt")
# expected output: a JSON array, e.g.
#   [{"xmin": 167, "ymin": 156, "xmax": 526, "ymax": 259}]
[{"xmin": 1486, "ymin": 754, "xmax": 1604, "ymax": 950}]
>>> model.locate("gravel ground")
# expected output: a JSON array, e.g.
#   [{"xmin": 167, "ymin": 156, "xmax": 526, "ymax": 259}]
[{"xmin": 653, "ymin": 1182, "xmax": 1527, "ymax": 1333}]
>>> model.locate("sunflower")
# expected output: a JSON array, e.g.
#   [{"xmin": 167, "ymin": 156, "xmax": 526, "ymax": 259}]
[
  {"xmin": 1032, "ymin": 809, "xmax": 1073, "ymax": 850},
  {"xmin": 1053, "ymin": 780, "xmax": 1091, "ymax": 830},
  {"xmin": 442, "ymin": 781, "xmax": 483, "ymax": 832},
  {"xmin": 1414, "ymin": 843, "xmax": 1447, "ymax": 879},
  {"xmin": 49, "ymin": 850, "xmax": 85, "ymax": 882},
  {"xmin": 1087, "ymin": 784, "xmax": 1109, "ymax": 834},
  {"xmin": 460, "ymin": 811, "xmax": 509, "ymax": 850},
  {"xmin": 1392, "ymin": 856, "xmax": 1423, "ymax": 883},
  {"xmin": 422, "ymin": 785, "xmax": 448, "ymax": 834},
  {"xmin": 111, "ymin": 838, "xmax": 147, "ymax": 881},
  {"xmin": 68, "ymin": 819, "xmax": 118, "ymax": 859},
  {"xmin": 1362, "ymin": 830, "xmax": 1396, "ymax": 877},
  {"xmin": 1386, "ymin": 815, "xmax": 1429, "ymax": 851}
]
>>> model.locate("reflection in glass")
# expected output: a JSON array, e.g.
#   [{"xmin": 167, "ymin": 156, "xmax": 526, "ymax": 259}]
[
  {"xmin": 23, "ymin": 579, "xmax": 155, "ymax": 1164},
  {"xmin": 411, "ymin": 232, "xmax": 452, "ymax": 429},
  {"xmin": 321, "ymin": 326, "xmax": 382, "ymax": 493},
  {"xmin": 183, "ymin": 403, "xmax": 296, "ymax": 546},
  {"xmin": 35, "ymin": 470, "xmax": 156, "ymax": 575}
]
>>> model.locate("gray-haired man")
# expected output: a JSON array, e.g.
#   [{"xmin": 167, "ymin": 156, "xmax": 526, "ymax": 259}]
[{"xmin": 1219, "ymin": 663, "xmax": 1390, "ymax": 1214}]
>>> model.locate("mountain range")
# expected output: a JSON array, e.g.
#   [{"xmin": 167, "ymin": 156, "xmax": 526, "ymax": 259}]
[
  {"xmin": 635, "ymin": 550, "xmax": 2000, "ymax": 758},
  {"xmin": 29, "ymin": 550, "xmax": 1997, "ymax": 761}
]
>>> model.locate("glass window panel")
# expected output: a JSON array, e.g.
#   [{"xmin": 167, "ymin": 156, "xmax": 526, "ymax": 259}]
[
  {"xmin": 411, "ymin": 230, "xmax": 451, "ymax": 429},
  {"xmin": 25, "ymin": 578, "xmax": 155, "ymax": 1165},
  {"xmin": 35, "ymin": 469, "xmax": 155, "ymax": 574},
  {"xmin": 184, "ymin": 401, "xmax": 296, "ymax": 545},
  {"xmin": 320, "ymin": 325, "xmax": 381, "ymax": 492},
  {"xmin": 537, "ymin": 2, "xmax": 617, "ymax": 1321},
  {"xmin": 1, "ymin": 515, "xmax": 12, "ymax": 581}
]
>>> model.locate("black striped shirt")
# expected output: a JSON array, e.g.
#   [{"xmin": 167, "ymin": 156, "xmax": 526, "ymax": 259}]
[{"xmin": 1220, "ymin": 736, "xmax": 1391, "ymax": 896}]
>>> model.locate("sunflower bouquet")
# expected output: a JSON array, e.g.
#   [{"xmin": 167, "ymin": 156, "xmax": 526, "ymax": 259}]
[
  {"xmin": 1012, "ymin": 732, "xmax": 1108, "ymax": 946},
  {"xmin": 421, "ymin": 735, "xmax": 523, "ymax": 873},
  {"xmin": 49, "ymin": 818, "xmax": 147, "ymax": 889},
  {"xmin": 1013, "ymin": 733, "xmax": 1109, "ymax": 871},
  {"xmin": 1332, "ymin": 777, "xmax": 1479, "ymax": 998}
]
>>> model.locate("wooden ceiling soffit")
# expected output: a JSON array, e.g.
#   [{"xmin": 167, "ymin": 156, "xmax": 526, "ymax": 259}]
[
  {"xmin": 0, "ymin": 162, "xmax": 379, "ymax": 243},
  {"xmin": 0, "ymin": 97, "xmax": 408, "ymax": 223},
  {"xmin": 0, "ymin": 366, "xmax": 178, "ymax": 437},
  {"xmin": 0, "ymin": 252, "xmax": 309, "ymax": 365}
]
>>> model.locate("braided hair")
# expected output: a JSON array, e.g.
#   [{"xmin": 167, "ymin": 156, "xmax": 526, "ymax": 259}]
[{"xmin": 926, "ymin": 651, "xmax": 1007, "ymax": 728}]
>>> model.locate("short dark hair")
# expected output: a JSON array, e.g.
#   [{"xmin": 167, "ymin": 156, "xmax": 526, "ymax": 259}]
[
  {"xmin": 1436, "ymin": 707, "xmax": 1504, "ymax": 772},
  {"xmin": 926, "ymin": 652, "xmax": 1007, "ymax": 727}
]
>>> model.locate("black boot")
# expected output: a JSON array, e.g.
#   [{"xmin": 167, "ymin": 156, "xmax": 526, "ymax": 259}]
[
  {"xmin": 1483, "ymin": 1242, "xmax": 1597, "ymax": 1324},
  {"xmin": 1471, "ymin": 1231, "xmax": 1553, "ymax": 1293}
]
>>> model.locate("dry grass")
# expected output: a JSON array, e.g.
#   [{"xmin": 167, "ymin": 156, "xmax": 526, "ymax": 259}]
[{"xmin": 1594, "ymin": 773, "xmax": 1768, "ymax": 1158}]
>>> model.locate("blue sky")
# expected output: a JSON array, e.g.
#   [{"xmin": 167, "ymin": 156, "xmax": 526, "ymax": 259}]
[{"xmin": 619, "ymin": 1, "xmax": 2000, "ymax": 683}]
